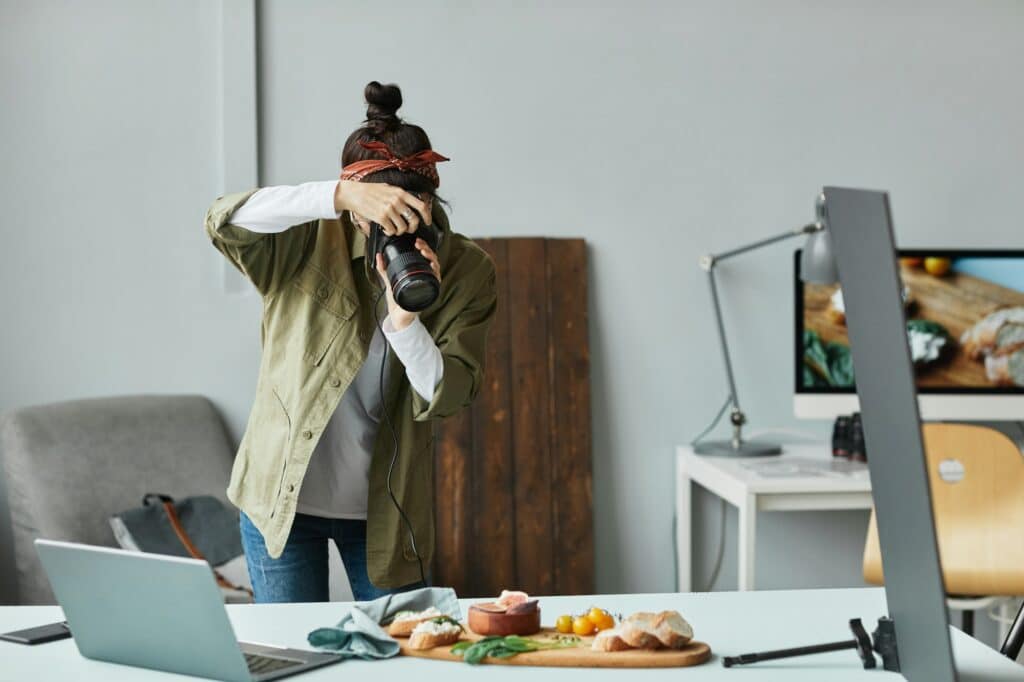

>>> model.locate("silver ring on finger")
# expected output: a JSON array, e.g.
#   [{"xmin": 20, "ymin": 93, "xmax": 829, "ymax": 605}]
[{"xmin": 401, "ymin": 210, "xmax": 414, "ymax": 221}]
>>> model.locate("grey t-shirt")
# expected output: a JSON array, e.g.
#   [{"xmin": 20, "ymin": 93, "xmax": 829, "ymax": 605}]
[{"xmin": 295, "ymin": 327, "xmax": 391, "ymax": 519}]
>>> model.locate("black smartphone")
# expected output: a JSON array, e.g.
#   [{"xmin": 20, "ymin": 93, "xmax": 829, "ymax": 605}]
[{"xmin": 0, "ymin": 621, "xmax": 71, "ymax": 645}]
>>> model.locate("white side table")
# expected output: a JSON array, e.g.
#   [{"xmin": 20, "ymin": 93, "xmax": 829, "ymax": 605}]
[{"xmin": 676, "ymin": 443, "xmax": 873, "ymax": 592}]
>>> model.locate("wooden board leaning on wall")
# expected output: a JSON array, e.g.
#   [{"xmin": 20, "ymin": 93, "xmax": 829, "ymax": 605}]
[{"xmin": 432, "ymin": 238, "xmax": 594, "ymax": 598}]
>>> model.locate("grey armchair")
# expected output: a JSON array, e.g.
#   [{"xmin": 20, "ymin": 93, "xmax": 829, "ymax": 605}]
[{"xmin": 0, "ymin": 395, "xmax": 236, "ymax": 604}]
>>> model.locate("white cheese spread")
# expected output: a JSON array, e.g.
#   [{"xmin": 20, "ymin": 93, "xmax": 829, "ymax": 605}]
[
  {"xmin": 411, "ymin": 618, "xmax": 462, "ymax": 636},
  {"xmin": 393, "ymin": 606, "xmax": 442, "ymax": 622},
  {"xmin": 908, "ymin": 328, "xmax": 946, "ymax": 364}
]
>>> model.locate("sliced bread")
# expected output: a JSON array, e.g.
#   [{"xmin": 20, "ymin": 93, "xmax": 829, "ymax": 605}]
[
  {"xmin": 592, "ymin": 627, "xmax": 631, "ymax": 652},
  {"xmin": 619, "ymin": 612, "xmax": 662, "ymax": 650},
  {"xmin": 651, "ymin": 610, "xmax": 694, "ymax": 649},
  {"xmin": 387, "ymin": 607, "xmax": 443, "ymax": 637},
  {"xmin": 407, "ymin": 619, "xmax": 462, "ymax": 650}
]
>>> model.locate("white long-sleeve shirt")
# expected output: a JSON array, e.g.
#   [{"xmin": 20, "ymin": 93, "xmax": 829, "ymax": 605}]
[{"xmin": 229, "ymin": 181, "xmax": 443, "ymax": 519}]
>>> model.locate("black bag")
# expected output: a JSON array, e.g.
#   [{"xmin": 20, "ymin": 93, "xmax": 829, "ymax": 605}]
[{"xmin": 109, "ymin": 493, "xmax": 252, "ymax": 601}]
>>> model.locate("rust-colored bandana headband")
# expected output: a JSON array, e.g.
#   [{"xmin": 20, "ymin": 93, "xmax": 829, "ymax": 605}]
[{"xmin": 340, "ymin": 140, "xmax": 450, "ymax": 187}]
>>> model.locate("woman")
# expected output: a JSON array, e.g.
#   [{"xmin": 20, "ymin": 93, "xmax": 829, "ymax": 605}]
[{"xmin": 205, "ymin": 81, "xmax": 497, "ymax": 602}]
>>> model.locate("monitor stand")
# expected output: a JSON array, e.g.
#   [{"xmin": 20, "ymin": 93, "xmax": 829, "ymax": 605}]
[
  {"xmin": 693, "ymin": 440, "xmax": 781, "ymax": 456},
  {"xmin": 823, "ymin": 186, "xmax": 957, "ymax": 682},
  {"xmin": 692, "ymin": 409, "xmax": 782, "ymax": 456}
]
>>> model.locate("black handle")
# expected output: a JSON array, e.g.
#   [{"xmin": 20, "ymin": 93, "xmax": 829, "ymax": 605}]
[
  {"xmin": 722, "ymin": 618, "xmax": 879, "ymax": 669},
  {"xmin": 723, "ymin": 639, "xmax": 855, "ymax": 668}
]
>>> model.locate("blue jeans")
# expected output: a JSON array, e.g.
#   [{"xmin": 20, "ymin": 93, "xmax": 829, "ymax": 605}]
[{"xmin": 239, "ymin": 511, "xmax": 424, "ymax": 603}]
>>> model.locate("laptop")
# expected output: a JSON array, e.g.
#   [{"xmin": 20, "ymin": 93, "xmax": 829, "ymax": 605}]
[{"xmin": 35, "ymin": 539, "xmax": 342, "ymax": 681}]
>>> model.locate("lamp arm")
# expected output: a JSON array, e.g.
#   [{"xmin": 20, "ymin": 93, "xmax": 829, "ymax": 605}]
[
  {"xmin": 698, "ymin": 221, "xmax": 823, "ymax": 443},
  {"xmin": 701, "ymin": 222, "xmax": 822, "ymax": 268},
  {"xmin": 704, "ymin": 266, "xmax": 742, "ymax": 414}
]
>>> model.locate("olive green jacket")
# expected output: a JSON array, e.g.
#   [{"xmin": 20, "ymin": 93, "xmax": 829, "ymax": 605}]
[{"xmin": 205, "ymin": 190, "xmax": 496, "ymax": 587}]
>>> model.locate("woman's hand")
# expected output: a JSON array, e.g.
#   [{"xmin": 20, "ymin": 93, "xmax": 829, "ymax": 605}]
[
  {"xmin": 375, "ymin": 238, "xmax": 442, "ymax": 330},
  {"xmin": 334, "ymin": 180, "xmax": 431, "ymax": 235}
]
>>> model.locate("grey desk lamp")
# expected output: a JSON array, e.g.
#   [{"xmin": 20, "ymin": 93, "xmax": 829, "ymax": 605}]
[{"xmin": 695, "ymin": 194, "xmax": 838, "ymax": 456}]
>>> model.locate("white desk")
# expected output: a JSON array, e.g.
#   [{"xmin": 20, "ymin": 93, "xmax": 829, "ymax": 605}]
[
  {"xmin": 676, "ymin": 442, "xmax": 873, "ymax": 592},
  {"xmin": 2, "ymin": 588, "xmax": 1021, "ymax": 680}
]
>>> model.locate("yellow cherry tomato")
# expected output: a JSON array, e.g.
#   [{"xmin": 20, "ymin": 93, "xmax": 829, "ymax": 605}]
[
  {"xmin": 588, "ymin": 607, "xmax": 615, "ymax": 631},
  {"xmin": 924, "ymin": 257, "xmax": 952, "ymax": 276},
  {"xmin": 572, "ymin": 615, "xmax": 596, "ymax": 636},
  {"xmin": 555, "ymin": 614, "xmax": 574, "ymax": 634}
]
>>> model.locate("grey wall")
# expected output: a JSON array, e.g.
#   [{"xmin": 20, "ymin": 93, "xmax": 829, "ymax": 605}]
[
  {"xmin": 256, "ymin": 0, "xmax": 1024, "ymax": 600},
  {"xmin": 2, "ymin": 0, "xmax": 1022, "ymax": 646},
  {"xmin": 0, "ymin": 0, "xmax": 262, "ymax": 601}
]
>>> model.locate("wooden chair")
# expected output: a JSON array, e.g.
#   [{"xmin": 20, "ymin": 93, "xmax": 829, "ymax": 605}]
[{"xmin": 863, "ymin": 422, "xmax": 1024, "ymax": 637}]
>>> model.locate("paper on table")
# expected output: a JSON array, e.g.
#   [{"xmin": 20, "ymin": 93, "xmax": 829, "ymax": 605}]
[{"xmin": 740, "ymin": 457, "xmax": 869, "ymax": 478}]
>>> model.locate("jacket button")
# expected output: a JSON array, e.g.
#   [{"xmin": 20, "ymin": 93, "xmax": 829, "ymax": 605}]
[
  {"xmin": 287, "ymin": 484, "xmax": 295, "ymax": 493},
  {"xmin": 302, "ymin": 430, "xmax": 313, "ymax": 440},
  {"xmin": 317, "ymin": 285, "xmax": 329, "ymax": 299},
  {"xmin": 330, "ymin": 378, "xmax": 341, "ymax": 388}
]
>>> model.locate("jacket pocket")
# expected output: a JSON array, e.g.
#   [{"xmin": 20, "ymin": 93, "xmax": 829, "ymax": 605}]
[{"xmin": 293, "ymin": 265, "xmax": 358, "ymax": 366}]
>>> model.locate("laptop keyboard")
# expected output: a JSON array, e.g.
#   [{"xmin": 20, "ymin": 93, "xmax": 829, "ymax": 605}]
[{"xmin": 244, "ymin": 652, "xmax": 302, "ymax": 675}]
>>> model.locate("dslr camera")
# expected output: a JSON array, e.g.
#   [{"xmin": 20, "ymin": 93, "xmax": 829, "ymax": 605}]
[{"xmin": 368, "ymin": 220, "xmax": 442, "ymax": 312}]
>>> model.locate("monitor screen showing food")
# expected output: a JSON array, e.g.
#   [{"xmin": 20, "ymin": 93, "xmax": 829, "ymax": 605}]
[{"xmin": 796, "ymin": 250, "xmax": 1024, "ymax": 393}]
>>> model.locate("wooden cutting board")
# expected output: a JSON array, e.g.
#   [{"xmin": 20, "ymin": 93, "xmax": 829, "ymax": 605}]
[{"xmin": 398, "ymin": 627, "xmax": 712, "ymax": 668}]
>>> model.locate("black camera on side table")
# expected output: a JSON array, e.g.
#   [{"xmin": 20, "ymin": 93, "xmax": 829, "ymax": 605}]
[{"xmin": 832, "ymin": 412, "xmax": 867, "ymax": 463}]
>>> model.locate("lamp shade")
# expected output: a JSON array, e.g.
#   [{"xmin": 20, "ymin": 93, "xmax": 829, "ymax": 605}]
[{"xmin": 801, "ymin": 228, "xmax": 838, "ymax": 285}]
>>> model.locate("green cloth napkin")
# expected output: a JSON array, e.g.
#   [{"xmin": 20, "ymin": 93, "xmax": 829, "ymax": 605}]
[{"xmin": 307, "ymin": 586, "xmax": 461, "ymax": 659}]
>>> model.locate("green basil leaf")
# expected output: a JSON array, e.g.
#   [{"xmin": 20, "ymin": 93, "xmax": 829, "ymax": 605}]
[
  {"xmin": 803, "ymin": 330, "xmax": 834, "ymax": 385},
  {"xmin": 825, "ymin": 341, "xmax": 854, "ymax": 387},
  {"xmin": 501, "ymin": 638, "xmax": 534, "ymax": 652},
  {"xmin": 907, "ymin": 319, "xmax": 949, "ymax": 339},
  {"xmin": 463, "ymin": 645, "xmax": 489, "ymax": 665},
  {"xmin": 428, "ymin": 616, "xmax": 464, "ymax": 631},
  {"xmin": 450, "ymin": 641, "xmax": 473, "ymax": 654}
]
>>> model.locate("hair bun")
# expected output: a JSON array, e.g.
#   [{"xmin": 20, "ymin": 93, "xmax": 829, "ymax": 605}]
[{"xmin": 364, "ymin": 81, "xmax": 402, "ymax": 132}]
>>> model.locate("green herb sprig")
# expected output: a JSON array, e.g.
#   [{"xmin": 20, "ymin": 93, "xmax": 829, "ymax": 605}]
[
  {"xmin": 428, "ymin": 616, "xmax": 464, "ymax": 631},
  {"xmin": 451, "ymin": 635, "xmax": 580, "ymax": 665}
]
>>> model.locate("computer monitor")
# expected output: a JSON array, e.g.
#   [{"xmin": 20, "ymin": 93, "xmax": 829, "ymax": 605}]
[{"xmin": 794, "ymin": 248, "xmax": 1024, "ymax": 420}]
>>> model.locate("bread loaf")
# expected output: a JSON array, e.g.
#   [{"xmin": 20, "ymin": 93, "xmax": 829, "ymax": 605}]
[
  {"xmin": 615, "ymin": 610, "xmax": 694, "ymax": 651},
  {"xmin": 961, "ymin": 307, "xmax": 1024, "ymax": 360},
  {"xmin": 387, "ymin": 607, "xmax": 443, "ymax": 637},
  {"xmin": 651, "ymin": 610, "xmax": 693, "ymax": 649},
  {"xmin": 592, "ymin": 627, "xmax": 631, "ymax": 652},
  {"xmin": 407, "ymin": 618, "xmax": 462, "ymax": 650},
  {"xmin": 986, "ymin": 349, "xmax": 1024, "ymax": 387},
  {"xmin": 619, "ymin": 612, "xmax": 662, "ymax": 650}
]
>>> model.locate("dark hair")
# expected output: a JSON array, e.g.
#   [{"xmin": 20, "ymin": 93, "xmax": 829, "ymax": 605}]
[{"xmin": 341, "ymin": 81, "xmax": 440, "ymax": 199}]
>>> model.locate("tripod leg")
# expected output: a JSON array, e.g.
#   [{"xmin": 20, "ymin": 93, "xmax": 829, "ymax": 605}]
[
  {"xmin": 1000, "ymin": 598, "xmax": 1024, "ymax": 661},
  {"xmin": 962, "ymin": 609, "xmax": 974, "ymax": 637}
]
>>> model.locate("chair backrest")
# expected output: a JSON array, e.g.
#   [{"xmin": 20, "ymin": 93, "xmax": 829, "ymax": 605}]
[
  {"xmin": 0, "ymin": 395, "xmax": 235, "ymax": 604},
  {"xmin": 863, "ymin": 422, "xmax": 1024, "ymax": 596}
]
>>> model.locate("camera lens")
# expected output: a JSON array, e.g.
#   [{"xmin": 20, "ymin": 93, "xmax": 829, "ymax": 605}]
[
  {"xmin": 394, "ymin": 275, "xmax": 440, "ymax": 312},
  {"xmin": 374, "ymin": 229, "xmax": 441, "ymax": 312}
]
